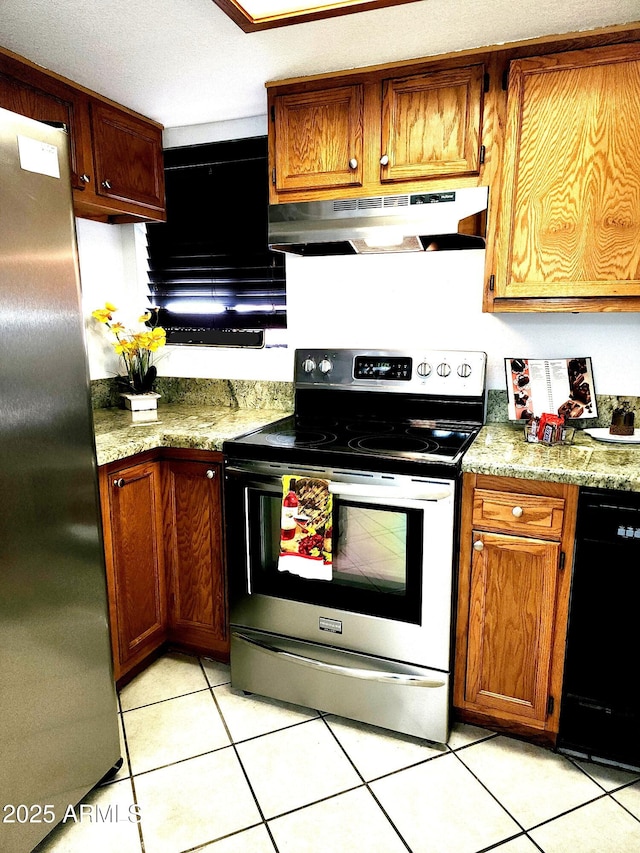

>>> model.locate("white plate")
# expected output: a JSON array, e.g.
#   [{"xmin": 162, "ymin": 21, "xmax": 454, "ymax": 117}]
[{"xmin": 584, "ymin": 427, "xmax": 640, "ymax": 444}]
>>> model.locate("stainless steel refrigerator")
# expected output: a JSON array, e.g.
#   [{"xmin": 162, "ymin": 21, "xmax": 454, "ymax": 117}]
[{"xmin": 0, "ymin": 107, "xmax": 120, "ymax": 853}]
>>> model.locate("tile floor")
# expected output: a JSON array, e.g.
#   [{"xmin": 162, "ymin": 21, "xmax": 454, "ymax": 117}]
[{"xmin": 36, "ymin": 651, "xmax": 640, "ymax": 853}]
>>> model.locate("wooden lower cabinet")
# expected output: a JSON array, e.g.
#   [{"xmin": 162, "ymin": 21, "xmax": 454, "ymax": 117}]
[
  {"xmin": 163, "ymin": 452, "xmax": 227, "ymax": 657},
  {"xmin": 99, "ymin": 455, "xmax": 167, "ymax": 682},
  {"xmin": 99, "ymin": 449, "xmax": 228, "ymax": 683},
  {"xmin": 454, "ymin": 473, "xmax": 578, "ymax": 743}
]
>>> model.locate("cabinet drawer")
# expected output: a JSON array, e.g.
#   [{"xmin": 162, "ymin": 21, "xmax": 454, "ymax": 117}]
[{"xmin": 472, "ymin": 489, "xmax": 565, "ymax": 539}]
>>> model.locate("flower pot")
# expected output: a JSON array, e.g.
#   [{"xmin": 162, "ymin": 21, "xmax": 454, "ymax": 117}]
[
  {"xmin": 121, "ymin": 393, "xmax": 161, "ymax": 422},
  {"xmin": 121, "ymin": 392, "xmax": 161, "ymax": 412}
]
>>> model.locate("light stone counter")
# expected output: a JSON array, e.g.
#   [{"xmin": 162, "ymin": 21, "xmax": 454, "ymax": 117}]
[
  {"xmin": 463, "ymin": 423, "xmax": 640, "ymax": 492},
  {"xmin": 93, "ymin": 404, "xmax": 291, "ymax": 467}
]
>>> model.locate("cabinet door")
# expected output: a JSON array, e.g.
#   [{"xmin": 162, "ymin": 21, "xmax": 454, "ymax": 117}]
[
  {"xmin": 273, "ymin": 85, "xmax": 364, "ymax": 192},
  {"xmin": 380, "ymin": 65, "xmax": 484, "ymax": 183},
  {"xmin": 163, "ymin": 459, "xmax": 227, "ymax": 655},
  {"xmin": 101, "ymin": 461, "xmax": 167, "ymax": 679},
  {"xmin": 90, "ymin": 100, "xmax": 165, "ymax": 211},
  {"xmin": 464, "ymin": 530, "xmax": 560, "ymax": 725},
  {"xmin": 0, "ymin": 66, "xmax": 88, "ymax": 190},
  {"xmin": 495, "ymin": 43, "xmax": 640, "ymax": 300}
]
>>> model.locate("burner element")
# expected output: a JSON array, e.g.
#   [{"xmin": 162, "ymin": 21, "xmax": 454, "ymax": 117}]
[
  {"xmin": 348, "ymin": 435, "xmax": 437, "ymax": 455},
  {"xmin": 266, "ymin": 429, "xmax": 335, "ymax": 448}
]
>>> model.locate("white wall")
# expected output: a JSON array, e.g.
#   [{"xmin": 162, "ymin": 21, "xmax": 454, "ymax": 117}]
[
  {"xmin": 77, "ymin": 116, "xmax": 640, "ymax": 396},
  {"xmin": 285, "ymin": 251, "xmax": 640, "ymax": 395}
]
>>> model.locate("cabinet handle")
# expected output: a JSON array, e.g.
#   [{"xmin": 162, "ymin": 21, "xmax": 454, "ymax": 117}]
[
  {"xmin": 473, "ymin": 539, "xmax": 484, "ymax": 552},
  {"xmin": 380, "ymin": 154, "xmax": 389, "ymax": 166},
  {"xmin": 101, "ymin": 179, "xmax": 112, "ymax": 190},
  {"xmin": 80, "ymin": 173, "xmax": 90, "ymax": 183},
  {"xmin": 348, "ymin": 158, "xmax": 358, "ymax": 170},
  {"xmin": 206, "ymin": 469, "xmax": 216, "ymax": 479},
  {"xmin": 113, "ymin": 478, "xmax": 125, "ymax": 488},
  {"xmin": 512, "ymin": 506, "xmax": 524, "ymax": 518}
]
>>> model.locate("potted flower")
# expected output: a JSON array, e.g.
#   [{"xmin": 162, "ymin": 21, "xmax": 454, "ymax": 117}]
[{"xmin": 92, "ymin": 302, "xmax": 166, "ymax": 410}]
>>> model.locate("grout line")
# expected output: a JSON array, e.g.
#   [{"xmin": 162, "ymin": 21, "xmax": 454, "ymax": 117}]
[
  {"xmin": 319, "ymin": 715, "xmax": 412, "ymax": 852},
  {"xmin": 452, "ymin": 749, "xmax": 529, "ymax": 834},
  {"xmin": 207, "ymin": 674, "xmax": 281, "ymax": 852},
  {"xmin": 118, "ymin": 698, "xmax": 146, "ymax": 853},
  {"xmin": 120, "ymin": 685, "xmax": 213, "ymax": 714},
  {"xmin": 606, "ymin": 790, "xmax": 640, "ymax": 826}
]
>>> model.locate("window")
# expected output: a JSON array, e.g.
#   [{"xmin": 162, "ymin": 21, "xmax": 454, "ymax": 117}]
[{"xmin": 146, "ymin": 137, "xmax": 286, "ymax": 349}]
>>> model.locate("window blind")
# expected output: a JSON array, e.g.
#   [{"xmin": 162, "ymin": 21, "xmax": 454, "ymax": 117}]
[{"xmin": 146, "ymin": 137, "xmax": 286, "ymax": 347}]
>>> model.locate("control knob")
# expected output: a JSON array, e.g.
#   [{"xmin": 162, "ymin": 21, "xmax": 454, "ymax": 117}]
[
  {"xmin": 417, "ymin": 361, "xmax": 432, "ymax": 377},
  {"xmin": 436, "ymin": 362, "xmax": 451, "ymax": 377},
  {"xmin": 301, "ymin": 358, "xmax": 316, "ymax": 373},
  {"xmin": 457, "ymin": 362, "xmax": 472, "ymax": 378},
  {"xmin": 318, "ymin": 358, "xmax": 333, "ymax": 375}
]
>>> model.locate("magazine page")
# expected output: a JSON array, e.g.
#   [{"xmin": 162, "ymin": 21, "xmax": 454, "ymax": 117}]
[{"xmin": 506, "ymin": 357, "xmax": 597, "ymax": 421}]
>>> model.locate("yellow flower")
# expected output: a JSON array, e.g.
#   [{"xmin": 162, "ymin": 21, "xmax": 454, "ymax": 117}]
[{"xmin": 92, "ymin": 302, "xmax": 166, "ymax": 394}]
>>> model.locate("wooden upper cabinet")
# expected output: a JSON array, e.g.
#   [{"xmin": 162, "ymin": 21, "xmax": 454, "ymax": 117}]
[
  {"xmin": 492, "ymin": 43, "xmax": 640, "ymax": 305},
  {"xmin": 0, "ymin": 46, "xmax": 165, "ymax": 222},
  {"xmin": 273, "ymin": 85, "xmax": 364, "ymax": 193},
  {"xmin": 0, "ymin": 59, "xmax": 88, "ymax": 190},
  {"xmin": 380, "ymin": 65, "xmax": 484, "ymax": 183},
  {"xmin": 90, "ymin": 101, "xmax": 165, "ymax": 212},
  {"xmin": 268, "ymin": 60, "xmax": 486, "ymax": 203}
]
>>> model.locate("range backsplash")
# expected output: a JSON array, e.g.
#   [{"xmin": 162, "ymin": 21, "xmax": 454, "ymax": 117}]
[{"xmin": 91, "ymin": 378, "xmax": 637, "ymax": 430}]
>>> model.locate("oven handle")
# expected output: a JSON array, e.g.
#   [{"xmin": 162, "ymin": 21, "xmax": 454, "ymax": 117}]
[
  {"xmin": 328, "ymin": 482, "xmax": 451, "ymax": 501},
  {"xmin": 232, "ymin": 632, "xmax": 446, "ymax": 688}
]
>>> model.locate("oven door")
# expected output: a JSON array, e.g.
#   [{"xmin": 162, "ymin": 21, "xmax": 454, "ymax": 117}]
[{"xmin": 225, "ymin": 461, "xmax": 457, "ymax": 669}]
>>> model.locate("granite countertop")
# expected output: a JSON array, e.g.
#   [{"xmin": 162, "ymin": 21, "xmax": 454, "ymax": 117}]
[
  {"xmin": 463, "ymin": 423, "xmax": 640, "ymax": 492},
  {"xmin": 94, "ymin": 404, "xmax": 640, "ymax": 492},
  {"xmin": 93, "ymin": 404, "xmax": 291, "ymax": 466}
]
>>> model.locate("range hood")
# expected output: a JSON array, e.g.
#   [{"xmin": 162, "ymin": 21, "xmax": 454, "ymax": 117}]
[{"xmin": 268, "ymin": 186, "xmax": 489, "ymax": 256}]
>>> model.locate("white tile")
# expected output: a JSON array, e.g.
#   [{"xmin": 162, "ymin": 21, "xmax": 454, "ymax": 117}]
[
  {"xmin": 447, "ymin": 721, "xmax": 496, "ymax": 751},
  {"xmin": 133, "ymin": 747, "xmax": 261, "ymax": 853},
  {"xmin": 119, "ymin": 652, "xmax": 208, "ymax": 711},
  {"xmin": 236, "ymin": 718, "xmax": 361, "ymax": 818},
  {"xmin": 371, "ymin": 752, "xmax": 520, "ymax": 853},
  {"xmin": 35, "ymin": 778, "xmax": 141, "ymax": 853},
  {"xmin": 197, "ymin": 824, "xmax": 275, "ymax": 852},
  {"xmin": 325, "ymin": 714, "xmax": 445, "ymax": 781},
  {"xmin": 201, "ymin": 656, "xmax": 231, "ymax": 687},
  {"xmin": 459, "ymin": 735, "xmax": 603, "ymax": 828},
  {"xmin": 530, "ymin": 795, "xmax": 640, "ymax": 852},
  {"xmin": 214, "ymin": 683, "xmax": 317, "ymax": 742},
  {"xmin": 123, "ymin": 690, "xmax": 229, "ymax": 774},
  {"xmin": 573, "ymin": 758, "xmax": 640, "ymax": 792},
  {"xmin": 269, "ymin": 787, "xmax": 408, "ymax": 853},
  {"xmin": 612, "ymin": 780, "xmax": 640, "ymax": 817}
]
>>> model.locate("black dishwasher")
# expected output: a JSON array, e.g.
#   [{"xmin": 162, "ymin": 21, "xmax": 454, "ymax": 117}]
[{"xmin": 557, "ymin": 487, "xmax": 640, "ymax": 770}]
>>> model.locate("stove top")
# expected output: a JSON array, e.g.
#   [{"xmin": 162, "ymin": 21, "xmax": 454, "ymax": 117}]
[{"xmin": 224, "ymin": 348, "xmax": 487, "ymax": 476}]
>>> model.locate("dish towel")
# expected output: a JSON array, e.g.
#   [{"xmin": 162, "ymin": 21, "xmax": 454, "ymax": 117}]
[{"xmin": 277, "ymin": 475, "xmax": 333, "ymax": 581}]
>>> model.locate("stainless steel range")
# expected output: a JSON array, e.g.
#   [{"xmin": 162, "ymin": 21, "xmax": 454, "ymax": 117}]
[{"xmin": 223, "ymin": 348, "xmax": 487, "ymax": 743}]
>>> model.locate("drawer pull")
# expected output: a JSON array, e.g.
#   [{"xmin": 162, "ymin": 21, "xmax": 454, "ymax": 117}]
[
  {"xmin": 206, "ymin": 469, "xmax": 216, "ymax": 479},
  {"xmin": 473, "ymin": 540, "xmax": 484, "ymax": 552},
  {"xmin": 512, "ymin": 506, "xmax": 524, "ymax": 518}
]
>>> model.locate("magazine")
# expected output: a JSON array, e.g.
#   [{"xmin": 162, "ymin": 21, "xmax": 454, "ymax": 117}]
[{"xmin": 505, "ymin": 357, "xmax": 597, "ymax": 421}]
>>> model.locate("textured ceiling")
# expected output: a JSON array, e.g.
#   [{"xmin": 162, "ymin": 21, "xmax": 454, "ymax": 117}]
[{"xmin": 0, "ymin": 0, "xmax": 638, "ymax": 129}]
